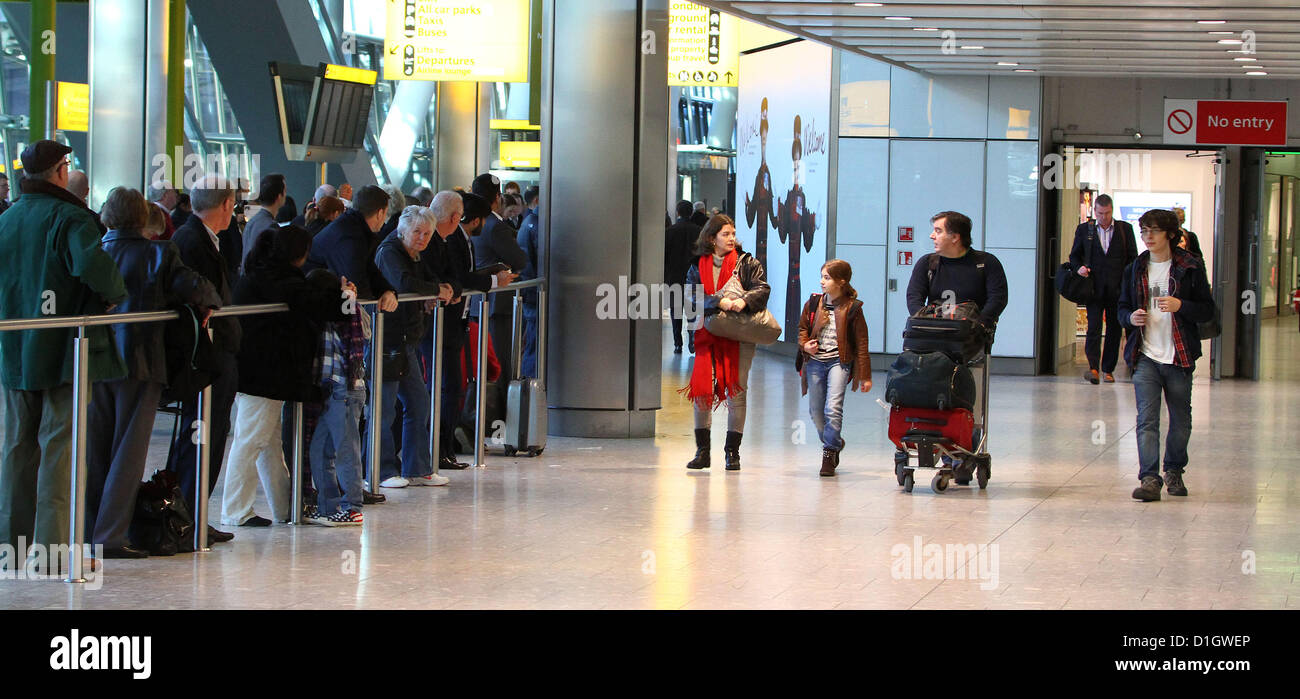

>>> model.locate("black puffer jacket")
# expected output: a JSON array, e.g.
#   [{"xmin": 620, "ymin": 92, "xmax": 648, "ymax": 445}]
[
  {"xmin": 233, "ymin": 258, "xmax": 349, "ymax": 402},
  {"xmin": 100, "ymin": 229, "xmax": 221, "ymax": 385}
]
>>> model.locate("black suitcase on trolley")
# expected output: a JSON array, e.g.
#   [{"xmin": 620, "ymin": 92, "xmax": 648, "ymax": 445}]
[
  {"xmin": 885, "ymin": 350, "xmax": 977, "ymax": 412},
  {"xmin": 902, "ymin": 316, "xmax": 986, "ymax": 364}
]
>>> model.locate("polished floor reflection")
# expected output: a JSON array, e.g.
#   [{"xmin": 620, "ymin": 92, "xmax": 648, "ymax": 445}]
[{"xmin": 1, "ymin": 318, "xmax": 1298, "ymax": 610}]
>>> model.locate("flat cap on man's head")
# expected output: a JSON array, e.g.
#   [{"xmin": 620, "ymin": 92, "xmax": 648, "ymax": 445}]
[{"xmin": 21, "ymin": 140, "xmax": 72, "ymax": 174}]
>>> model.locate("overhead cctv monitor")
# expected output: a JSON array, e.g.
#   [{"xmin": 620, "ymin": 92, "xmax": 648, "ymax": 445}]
[{"xmin": 268, "ymin": 61, "xmax": 377, "ymax": 163}]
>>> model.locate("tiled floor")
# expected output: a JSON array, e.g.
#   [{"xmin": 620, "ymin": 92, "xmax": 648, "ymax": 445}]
[{"xmin": 1, "ymin": 318, "xmax": 1298, "ymax": 609}]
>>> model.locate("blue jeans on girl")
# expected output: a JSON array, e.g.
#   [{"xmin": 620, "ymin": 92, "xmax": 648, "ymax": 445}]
[{"xmin": 806, "ymin": 357, "xmax": 851, "ymax": 450}]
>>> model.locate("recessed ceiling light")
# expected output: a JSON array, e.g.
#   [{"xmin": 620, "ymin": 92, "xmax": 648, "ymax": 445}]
[
  {"xmin": 1218, "ymin": 39, "xmax": 1243, "ymax": 45},
  {"xmin": 960, "ymin": 45, "xmax": 984, "ymax": 50},
  {"xmin": 1242, "ymin": 65, "xmax": 1264, "ymax": 69},
  {"xmin": 1208, "ymin": 31, "xmax": 1234, "ymax": 35},
  {"xmin": 854, "ymin": 2, "xmax": 884, "ymax": 6},
  {"xmin": 1234, "ymin": 57, "xmax": 1256, "ymax": 61},
  {"xmin": 997, "ymin": 62, "xmax": 1019, "ymax": 66},
  {"xmin": 1197, "ymin": 20, "xmax": 1227, "ymax": 24},
  {"xmin": 1014, "ymin": 69, "xmax": 1035, "ymax": 73},
  {"xmin": 885, "ymin": 16, "xmax": 912, "ymax": 21},
  {"xmin": 913, "ymin": 27, "xmax": 940, "ymax": 31},
  {"xmin": 1247, "ymin": 71, "xmax": 1268, "ymax": 76}
]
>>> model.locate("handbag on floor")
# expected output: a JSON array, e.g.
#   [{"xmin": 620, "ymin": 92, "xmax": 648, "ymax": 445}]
[{"xmin": 129, "ymin": 470, "xmax": 196, "ymax": 556}]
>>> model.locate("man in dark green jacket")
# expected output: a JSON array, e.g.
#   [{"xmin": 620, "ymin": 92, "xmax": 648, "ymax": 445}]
[{"xmin": 0, "ymin": 141, "xmax": 127, "ymax": 560}]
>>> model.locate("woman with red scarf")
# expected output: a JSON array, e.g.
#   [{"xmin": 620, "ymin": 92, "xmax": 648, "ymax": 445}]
[{"xmin": 682, "ymin": 215, "xmax": 771, "ymax": 471}]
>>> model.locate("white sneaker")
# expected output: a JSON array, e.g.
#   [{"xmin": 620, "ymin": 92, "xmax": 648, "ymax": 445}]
[
  {"xmin": 406, "ymin": 473, "xmax": 450, "ymax": 487},
  {"xmin": 379, "ymin": 476, "xmax": 410, "ymax": 488}
]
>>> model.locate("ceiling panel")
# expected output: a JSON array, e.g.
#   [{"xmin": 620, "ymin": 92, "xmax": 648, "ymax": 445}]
[{"xmin": 698, "ymin": 1, "xmax": 1300, "ymax": 78}]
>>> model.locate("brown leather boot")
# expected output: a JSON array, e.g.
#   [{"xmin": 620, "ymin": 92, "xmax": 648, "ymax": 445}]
[{"xmin": 820, "ymin": 448, "xmax": 837, "ymax": 477}]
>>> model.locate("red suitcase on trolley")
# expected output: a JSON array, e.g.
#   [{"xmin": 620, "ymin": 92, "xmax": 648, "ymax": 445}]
[{"xmin": 888, "ymin": 405, "xmax": 974, "ymax": 452}]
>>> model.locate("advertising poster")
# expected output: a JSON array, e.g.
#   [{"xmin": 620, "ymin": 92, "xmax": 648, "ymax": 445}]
[{"xmin": 736, "ymin": 40, "xmax": 832, "ymax": 342}]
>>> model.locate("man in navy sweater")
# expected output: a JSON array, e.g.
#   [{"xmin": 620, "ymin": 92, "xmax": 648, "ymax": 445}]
[
  {"xmin": 906, "ymin": 210, "xmax": 1008, "ymax": 481},
  {"xmin": 907, "ymin": 211, "xmax": 1008, "ymax": 329}
]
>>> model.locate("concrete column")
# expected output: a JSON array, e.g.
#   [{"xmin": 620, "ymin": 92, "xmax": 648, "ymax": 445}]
[
  {"xmin": 88, "ymin": 0, "xmax": 149, "ymax": 208},
  {"xmin": 539, "ymin": 0, "xmax": 668, "ymax": 437},
  {"xmin": 144, "ymin": 0, "xmax": 169, "ymax": 186},
  {"xmin": 435, "ymin": 81, "xmax": 490, "ymax": 190}
]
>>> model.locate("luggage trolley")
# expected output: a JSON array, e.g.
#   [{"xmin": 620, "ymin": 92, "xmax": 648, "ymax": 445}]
[{"xmin": 887, "ymin": 311, "xmax": 993, "ymax": 494}]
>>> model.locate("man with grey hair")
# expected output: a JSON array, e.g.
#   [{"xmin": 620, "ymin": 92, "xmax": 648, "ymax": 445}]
[
  {"xmin": 373, "ymin": 206, "xmax": 453, "ymax": 487},
  {"xmin": 66, "ymin": 170, "xmax": 89, "ymax": 202},
  {"xmin": 165, "ymin": 174, "xmax": 241, "ymax": 542},
  {"xmin": 148, "ymin": 180, "xmax": 180, "ymax": 239},
  {"xmin": 410, "ymin": 186, "xmax": 435, "ymax": 208},
  {"xmin": 420, "ymin": 191, "xmax": 476, "ymax": 469},
  {"xmin": 379, "ymin": 184, "xmax": 406, "ymax": 238},
  {"xmin": 291, "ymin": 184, "xmax": 338, "ymax": 229},
  {"xmin": 0, "ymin": 140, "xmax": 127, "ymax": 563}
]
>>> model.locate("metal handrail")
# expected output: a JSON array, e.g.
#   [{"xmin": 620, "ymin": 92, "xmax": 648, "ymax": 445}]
[{"xmin": 0, "ymin": 277, "xmax": 547, "ymax": 580}]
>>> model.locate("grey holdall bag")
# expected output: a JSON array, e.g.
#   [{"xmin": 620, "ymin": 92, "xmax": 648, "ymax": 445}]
[{"xmin": 701, "ymin": 275, "xmax": 782, "ymax": 345}]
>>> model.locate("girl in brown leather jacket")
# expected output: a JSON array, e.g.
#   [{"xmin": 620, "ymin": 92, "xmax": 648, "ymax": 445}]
[{"xmin": 797, "ymin": 259, "xmax": 871, "ymax": 477}]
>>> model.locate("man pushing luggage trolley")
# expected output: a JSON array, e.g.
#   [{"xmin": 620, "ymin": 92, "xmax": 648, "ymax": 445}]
[{"xmin": 887, "ymin": 211, "xmax": 1008, "ymax": 493}]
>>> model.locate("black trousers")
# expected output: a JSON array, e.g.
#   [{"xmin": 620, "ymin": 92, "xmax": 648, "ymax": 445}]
[
  {"xmin": 166, "ymin": 349, "xmax": 237, "ymax": 519},
  {"xmin": 487, "ymin": 311, "xmax": 514, "ymax": 423},
  {"xmin": 1084, "ymin": 294, "xmax": 1123, "ymax": 374},
  {"xmin": 87, "ymin": 378, "xmax": 163, "ymax": 548}
]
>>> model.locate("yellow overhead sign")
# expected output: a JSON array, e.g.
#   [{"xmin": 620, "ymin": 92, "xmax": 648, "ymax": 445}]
[
  {"xmin": 668, "ymin": 2, "xmax": 738, "ymax": 88},
  {"xmin": 384, "ymin": 0, "xmax": 530, "ymax": 83},
  {"xmin": 56, "ymin": 81, "xmax": 90, "ymax": 132},
  {"xmin": 324, "ymin": 64, "xmax": 378, "ymax": 85}
]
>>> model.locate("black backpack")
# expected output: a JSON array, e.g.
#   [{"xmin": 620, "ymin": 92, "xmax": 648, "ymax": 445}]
[{"xmin": 160, "ymin": 304, "xmax": 218, "ymax": 403}]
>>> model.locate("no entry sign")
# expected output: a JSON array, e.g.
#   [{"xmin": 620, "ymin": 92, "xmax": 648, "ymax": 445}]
[{"xmin": 1164, "ymin": 99, "xmax": 1288, "ymax": 146}]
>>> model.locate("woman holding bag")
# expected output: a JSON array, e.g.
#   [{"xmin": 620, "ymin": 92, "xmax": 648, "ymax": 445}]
[{"xmin": 681, "ymin": 215, "xmax": 770, "ymax": 471}]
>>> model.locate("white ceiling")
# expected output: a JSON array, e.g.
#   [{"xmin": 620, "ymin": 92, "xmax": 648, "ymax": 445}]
[{"xmin": 695, "ymin": 0, "xmax": 1300, "ymax": 78}]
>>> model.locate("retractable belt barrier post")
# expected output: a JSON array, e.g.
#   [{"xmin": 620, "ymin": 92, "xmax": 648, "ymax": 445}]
[
  {"xmin": 429, "ymin": 302, "xmax": 444, "ymax": 474},
  {"xmin": 0, "ymin": 282, "xmax": 544, "ymax": 582},
  {"xmin": 66, "ymin": 328, "xmax": 90, "ymax": 583},
  {"xmin": 367, "ymin": 306, "xmax": 384, "ymax": 495},
  {"xmin": 291, "ymin": 402, "xmax": 305, "ymax": 524},
  {"xmin": 474, "ymin": 294, "xmax": 490, "ymax": 469}
]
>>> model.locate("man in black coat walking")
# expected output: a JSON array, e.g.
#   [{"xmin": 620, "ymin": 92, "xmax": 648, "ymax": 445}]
[
  {"xmin": 1069, "ymin": 194, "xmax": 1138, "ymax": 384},
  {"xmin": 665, "ymin": 200, "xmax": 700, "ymax": 353}
]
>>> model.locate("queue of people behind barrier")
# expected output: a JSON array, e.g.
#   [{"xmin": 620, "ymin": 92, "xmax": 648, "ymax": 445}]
[
  {"xmin": 0, "ymin": 139, "xmax": 538, "ymax": 563},
  {"xmin": 0, "ymin": 140, "xmax": 1214, "ymax": 569}
]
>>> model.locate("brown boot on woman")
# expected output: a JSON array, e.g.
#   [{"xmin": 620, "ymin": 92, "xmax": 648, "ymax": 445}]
[{"xmin": 820, "ymin": 448, "xmax": 837, "ymax": 477}]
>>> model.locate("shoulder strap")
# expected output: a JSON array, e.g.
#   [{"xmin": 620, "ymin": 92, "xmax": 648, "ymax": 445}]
[{"xmin": 926, "ymin": 253, "xmax": 940, "ymax": 282}]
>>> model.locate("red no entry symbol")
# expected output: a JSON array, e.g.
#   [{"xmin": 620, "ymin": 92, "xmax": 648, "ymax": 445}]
[{"xmin": 1168, "ymin": 109, "xmax": 1193, "ymax": 135}]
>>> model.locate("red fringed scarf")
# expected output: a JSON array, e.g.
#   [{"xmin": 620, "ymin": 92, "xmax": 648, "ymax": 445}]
[{"xmin": 681, "ymin": 251, "xmax": 743, "ymax": 410}]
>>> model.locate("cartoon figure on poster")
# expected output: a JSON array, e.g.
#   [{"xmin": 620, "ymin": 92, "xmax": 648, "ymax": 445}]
[
  {"xmin": 743, "ymin": 97, "xmax": 778, "ymax": 271},
  {"xmin": 776, "ymin": 115, "xmax": 817, "ymax": 338}
]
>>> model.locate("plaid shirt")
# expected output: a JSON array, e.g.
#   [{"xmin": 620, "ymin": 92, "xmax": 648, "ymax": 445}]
[
  {"xmin": 1129, "ymin": 251, "xmax": 1197, "ymax": 369},
  {"xmin": 321, "ymin": 311, "xmax": 367, "ymax": 391}
]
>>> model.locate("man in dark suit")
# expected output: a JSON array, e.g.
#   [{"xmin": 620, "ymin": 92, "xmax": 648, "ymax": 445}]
[
  {"xmin": 444, "ymin": 192, "xmax": 516, "ymax": 459},
  {"xmin": 665, "ymin": 200, "xmax": 701, "ymax": 354},
  {"xmin": 165, "ymin": 177, "xmax": 242, "ymax": 543},
  {"xmin": 469, "ymin": 174, "xmax": 528, "ymax": 424},
  {"xmin": 1069, "ymin": 193, "xmax": 1138, "ymax": 384},
  {"xmin": 516, "ymin": 186, "xmax": 542, "ymax": 376}
]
